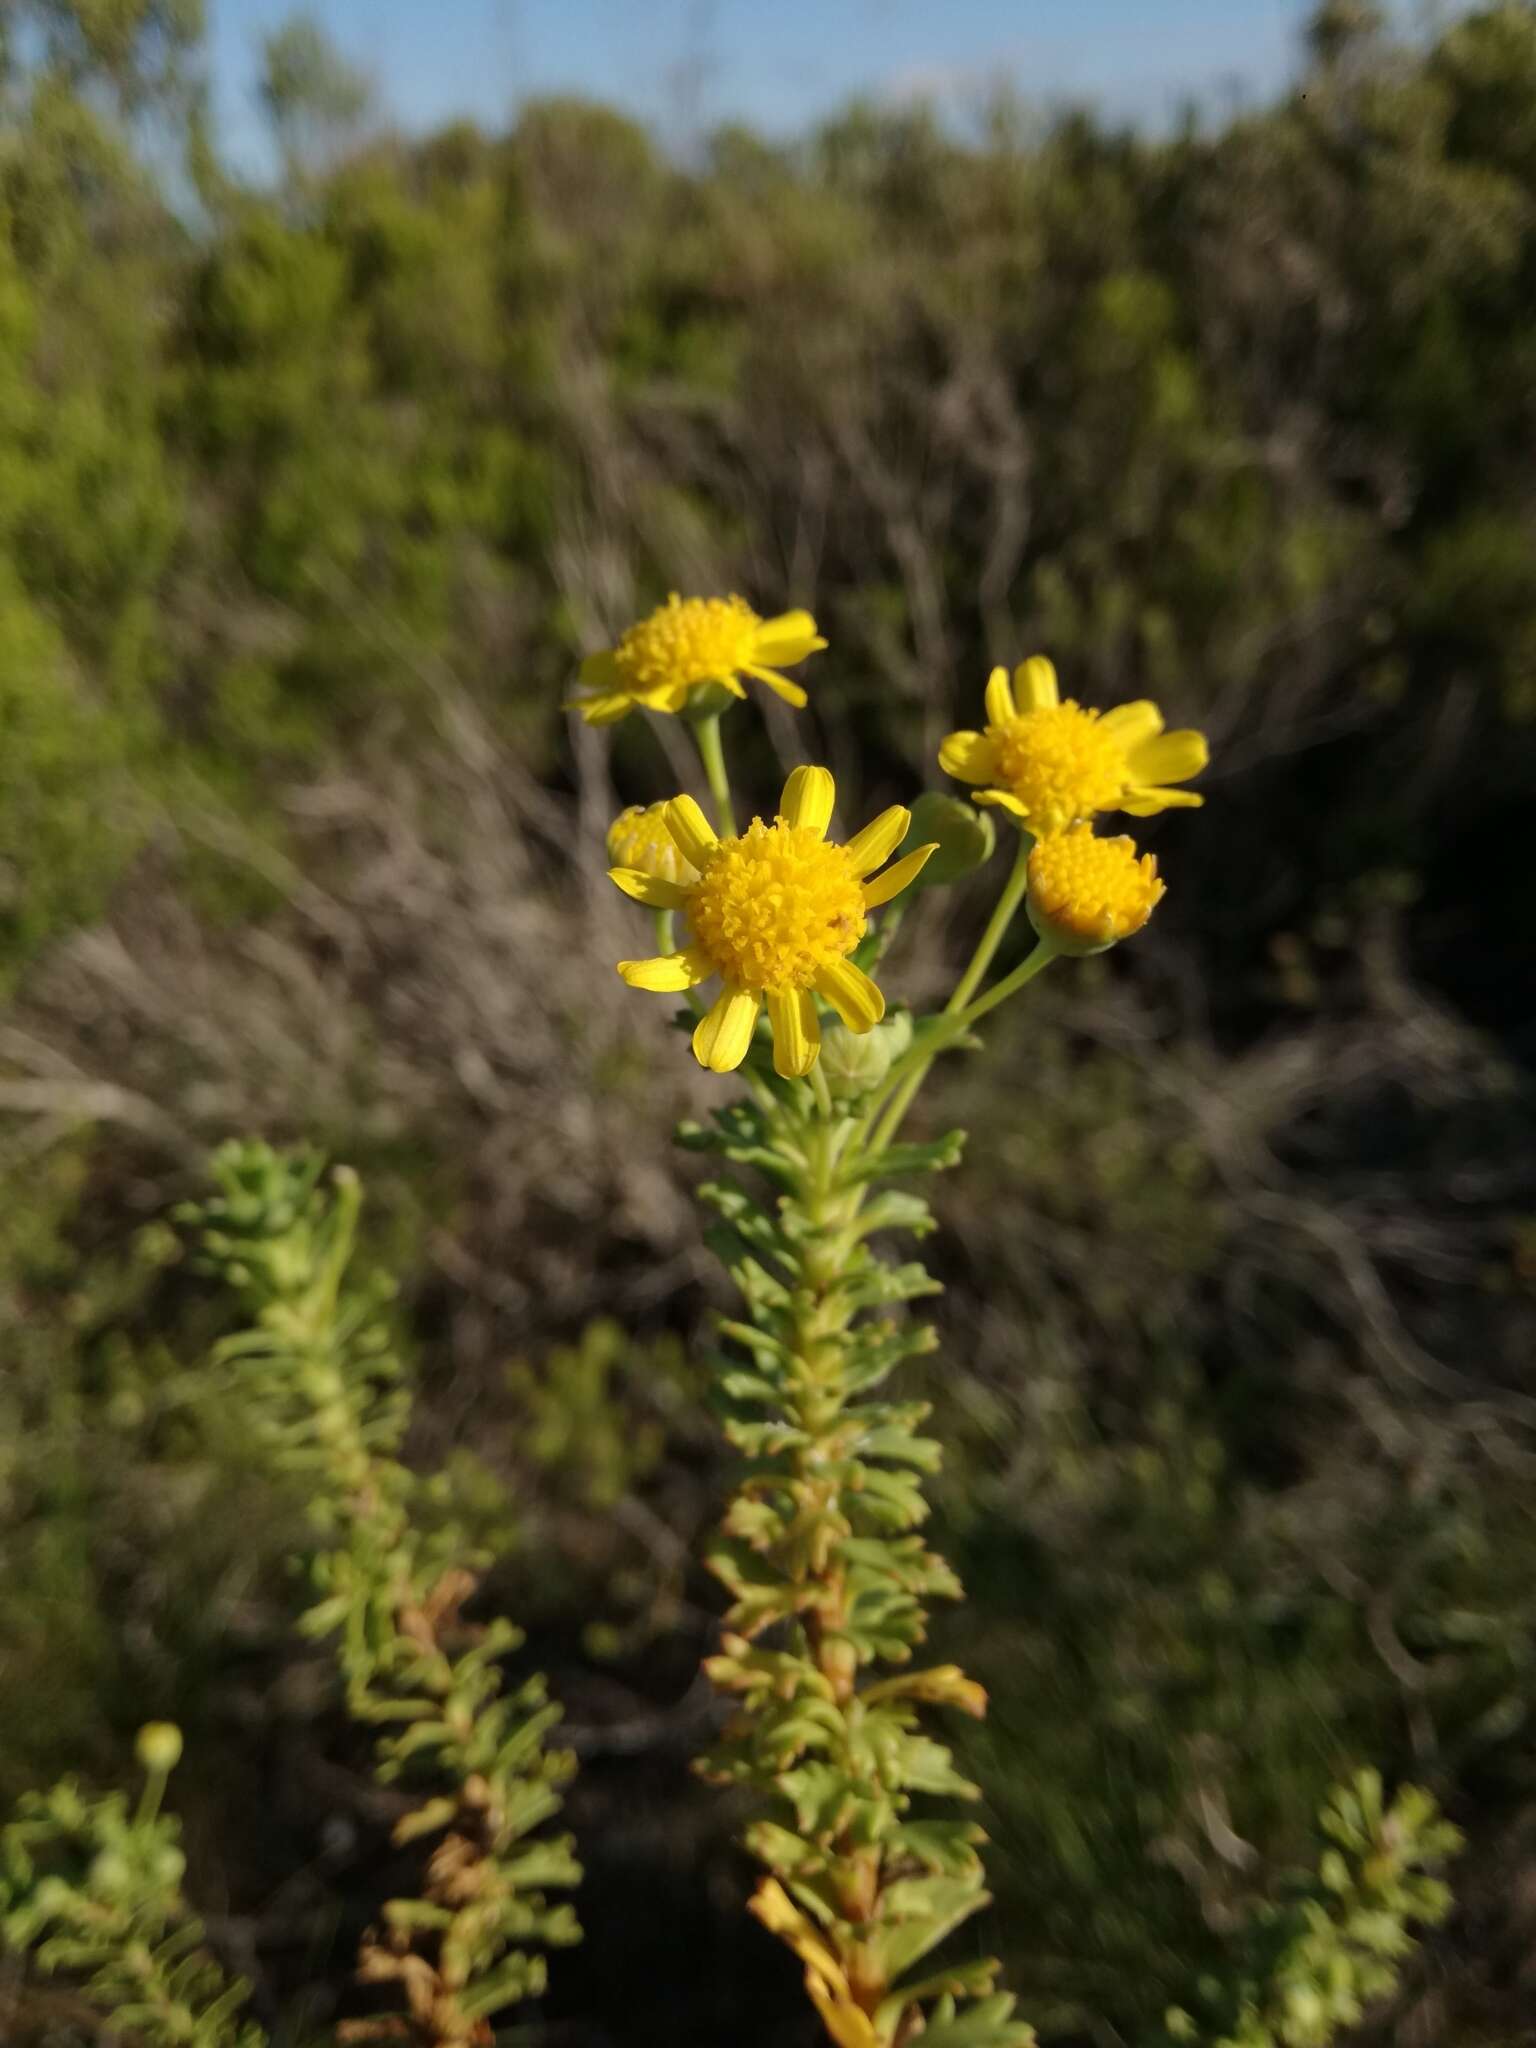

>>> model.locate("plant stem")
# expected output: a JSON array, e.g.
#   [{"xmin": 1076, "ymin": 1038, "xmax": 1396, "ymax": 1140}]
[
  {"xmin": 952, "ymin": 932, "xmax": 1059, "ymax": 1030},
  {"xmin": 809, "ymin": 1060, "xmax": 835, "ymax": 1121},
  {"xmin": 851, "ymin": 832, "xmax": 1033, "ymax": 1157},
  {"xmin": 134, "ymin": 1769, "xmax": 168, "ymax": 1829},
  {"xmin": 864, "ymin": 936, "xmax": 1058, "ymax": 1158},
  {"xmin": 690, "ymin": 711, "xmax": 737, "ymax": 835},
  {"xmin": 946, "ymin": 827, "xmax": 1032, "ymax": 1017}
]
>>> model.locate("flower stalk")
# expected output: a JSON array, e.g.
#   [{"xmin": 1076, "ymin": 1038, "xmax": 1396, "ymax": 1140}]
[
  {"xmin": 591, "ymin": 616, "xmax": 1214, "ymax": 2046},
  {"xmin": 689, "ymin": 707, "xmax": 738, "ymax": 835}
]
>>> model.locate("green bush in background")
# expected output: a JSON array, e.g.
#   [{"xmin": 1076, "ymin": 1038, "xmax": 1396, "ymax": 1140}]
[{"xmin": 0, "ymin": 1, "xmax": 1533, "ymax": 2042}]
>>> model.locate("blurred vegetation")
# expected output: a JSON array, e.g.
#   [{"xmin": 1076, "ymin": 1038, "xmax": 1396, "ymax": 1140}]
[{"xmin": 0, "ymin": 0, "xmax": 1534, "ymax": 2043}]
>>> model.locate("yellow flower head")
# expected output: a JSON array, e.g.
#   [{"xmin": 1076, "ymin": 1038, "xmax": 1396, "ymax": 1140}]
[
  {"xmin": 610, "ymin": 766, "xmax": 937, "ymax": 1079},
  {"xmin": 939, "ymin": 656, "xmax": 1208, "ymax": 833},
  {"xmin": 1027, "ymin": 823, "xmax": 1165, "ymax": 954},
  {"xmin": 571, "ymin": 593, "xmax": 826, "ymax": 725},
  {"xmin": 606, "ymin": 802, "xmax": 698, "ymax": 886}
]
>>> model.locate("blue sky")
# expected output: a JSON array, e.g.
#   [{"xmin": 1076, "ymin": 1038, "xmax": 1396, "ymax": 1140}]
[{"xmin": 207, "ymin": 0, "xmax": 1428, "ymax": 169}]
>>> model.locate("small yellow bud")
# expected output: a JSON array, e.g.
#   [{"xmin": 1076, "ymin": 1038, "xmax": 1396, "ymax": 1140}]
[
  {"xmin": 1026, "ymin": 824, "xmax": 1164, "ymax": 955},
  {"xmin": 135, "ymin": 1722, "xmax": 184, "ymax": 1775},
  {"xmin": 606, "ymin": 803, "xmax": 699, "ymax": 885}
]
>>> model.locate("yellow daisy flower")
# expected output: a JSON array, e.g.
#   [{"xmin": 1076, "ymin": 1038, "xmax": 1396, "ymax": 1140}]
[
  {"xmin": 610, "ymin": 766, "xmax": 937, "ymax": 1079},
  {"xmin": 1027, "ymin": 823, "xmax": 1165, "ymax": 954},
  {"xmin": 606, "ymin": 802, "xmax": 698, "ymax": 885},
  {"xmin": 571, "ymin": 593, "xmax": 826, "ymax": 725},
  {"xmin": 939, "ymin": 656, "xmax": 1208, "ymax": 833}
]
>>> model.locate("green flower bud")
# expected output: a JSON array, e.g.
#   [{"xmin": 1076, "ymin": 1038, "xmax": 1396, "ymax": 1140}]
[
  {"xmin": 819, "ymin": 1010, "xmax": 912, "ymax": 1101},
  {"xmin": 880, "ymin": 1010, "xmax": 913, "ymax": 1059},
  {"xmin": 135, "ymin": 1722, "xmax": 184, "ymax": 1775},
  {"xmin": 898, "ymin": 794, "xmax": 996, "ymax": 887}
]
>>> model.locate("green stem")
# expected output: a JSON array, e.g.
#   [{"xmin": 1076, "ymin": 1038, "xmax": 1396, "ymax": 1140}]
[
  {"xmin": 864, "ymin": 937, "xmax": 1058, "ymax": 1158},
  {"xmin": 952, "ymin": 933, "xmax": 1059, "ymax": 1032},
  {"xmin": 809, "ymin": 1060, "xmax": 835, "ymax": 1122},
  {"xmin": 690, "ymin": 711, "xmax": 737, "ymax": 835},
  {"xmin": 850, "ymin": 830, "xmax": 1033, "ymax": 1156},
  {"xmin": 945, "ymin": 827, "xmax": 1032, "ymax": 1017},
  {"xmin": 134, "ymin": 1769, "xmax": 168, "ymax": 1829}
]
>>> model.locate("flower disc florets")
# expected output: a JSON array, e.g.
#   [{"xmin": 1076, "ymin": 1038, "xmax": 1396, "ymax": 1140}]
[
  {"xmin": 608, "ymin": 766, "xmax": 937, "ymax": 1078},
  {"xmin": 689, "ymin": 820, "xmax": 866, "ymax": 992},
  {"xmin": 993, "ymin": 703, "xmax": 1128, "ymax": 835},
  {"xmin": 617, "ymin": 595, "xmax": 761, "ymax": 698},
  {"xmin": 1027, "ymin": 824, "xmax": 1165, "ymax": 954}
]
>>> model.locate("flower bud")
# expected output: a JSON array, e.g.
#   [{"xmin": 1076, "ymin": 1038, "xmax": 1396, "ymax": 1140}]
[
  {"xmin": 818, "ymin": 1010, "xmax": 912, "ymax": 1101},
  {"xmin": 135, "ymin": 1722, "xmax": 184, "ymax": 1775},
  {"xmin": 898, "ymin": 793, "xmax": 996, "ymax": 887},
  {"xmin": 1026, "ymin": 824, "xmax": 1164, "ymax": 955},
  {"xmin": 607, "ymin": 803, "xmax": 698, "ymax": 885}
]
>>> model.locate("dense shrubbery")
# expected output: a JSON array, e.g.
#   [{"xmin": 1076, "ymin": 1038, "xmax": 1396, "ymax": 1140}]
[{"xmin": 1, "ymin": 2, "xmax": 1534, "ymax": 2043}]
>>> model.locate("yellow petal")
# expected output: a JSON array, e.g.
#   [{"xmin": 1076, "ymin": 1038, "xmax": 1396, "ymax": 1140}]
[
  {"xmin": 938, "ymin": 731, "xmax": 1000, "ymax": 785},
  {"xmin": 1099, "ymin": 698, "xmax": 1164, "ymax": 749},
  {"xmin": 780, "ymin": 764, "xmax": 836, "ymax": 837},
  {"xmin": 752, "ymin": 611, "xmax": 826, "ymax": 663},
  {"xmin": 1013, "ymin": 655, "xmax": 1060, "ymax": 711},
  {"xmin": 618, "ymin": 948, "xmax": 711, "ymax": 992},
  {"xmin": 692, "ymin": 986, "xmax": 760, "ymax": 1071},
  {"xmin": 578, "ymin": 649, "xmax": 620, "ymax": 687},
  {"xmin": 815, "ymin": 958, "xmax": 885, "ymax": 1033},
  {"xmin": 745, "ymin": 663, "xmax": 809, "ymax": 708},
  {"xmin": 1125, "ymin": 728, "xmax": 1209, "ymax": 787},
  {"xmin": 984, "ymin": 664, "xmax": 1016, "ymax": 727},
  {"xmin": 844, "ymin": 804, "xmax": 910, "ymax": 876},
  {"xmin": 1123, "ymin": 786, "xmax": 1205, "ymax": 815},
  {"xmin": 608, "ymin": 866, "xmax": 690, "ymax": 909},
  {"xmin": 665, "ymin": 794, "xmax": 720, "ymax": 870},
  {"xmin": 974, "ymin": 787, "xmax": 1029, "ymax": 818},
  {"xmin": 569, "ymin": 691, "xmax": 634, "ymax": 726},
  {"xmin": 862, "ymin": 843, "xmax": 936, "ymax": 908},
  {"xmin": 767, "ymin": 988, "xmax": 820, "ymax": 1078}
]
